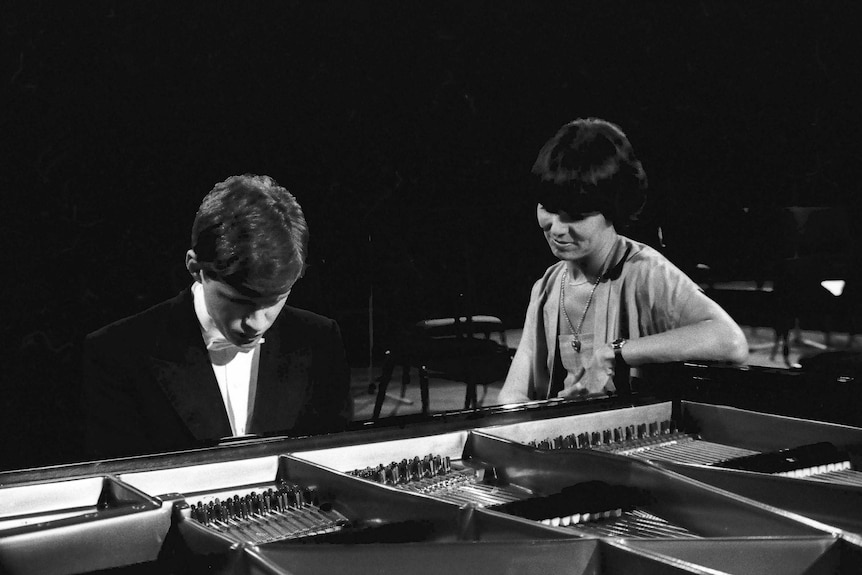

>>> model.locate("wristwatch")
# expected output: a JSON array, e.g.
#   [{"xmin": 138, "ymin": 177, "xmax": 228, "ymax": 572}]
[{"xmin": 612, "ymin": 338, "xmax": 628, "ymax": 367}]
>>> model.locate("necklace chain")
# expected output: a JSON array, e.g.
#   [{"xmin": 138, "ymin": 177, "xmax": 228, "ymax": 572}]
[{"xmin": 560, "ymin": 268, "xmax": 603, "ymax": 352}]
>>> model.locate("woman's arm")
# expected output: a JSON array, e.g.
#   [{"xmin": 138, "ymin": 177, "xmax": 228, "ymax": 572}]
[
  {"xmin": 616, "ymin": 291, "xmax": 750, "ymax": 366},
  {"xmin": 559, "ymin": 291, "xmax": 749, "ymax": 398},
  {"xmin": 497, "ymin": 276, "xmax": 552, "ymax": 404},
  {"xmin": 497, "ymin": 339, "xmax": 534, "ymax": 404}
]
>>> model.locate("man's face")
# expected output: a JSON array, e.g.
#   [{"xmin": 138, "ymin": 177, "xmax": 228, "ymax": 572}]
[{"xmin": 199, "ymin": 273, "xmax": 293, "ymax": 349}]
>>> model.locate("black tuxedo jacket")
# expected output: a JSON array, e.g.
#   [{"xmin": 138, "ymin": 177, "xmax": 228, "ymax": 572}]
[{"xmin": 82, "ymin": 287, "xmax": 353, "ymax": 459}]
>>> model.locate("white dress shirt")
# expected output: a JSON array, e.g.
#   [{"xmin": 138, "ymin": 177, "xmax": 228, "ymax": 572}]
[{"xmin": 191, "ymin": 281, "xmax": 262, "ymax": 436}]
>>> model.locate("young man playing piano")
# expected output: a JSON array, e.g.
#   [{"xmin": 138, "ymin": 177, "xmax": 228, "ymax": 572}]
[
  {"xmin": 498, "ymin": 118, "xmax": 749, "ymax": 404},
  {"xmin": 83, "ymin": 174, "xmax": 353, "ymax": 459}
]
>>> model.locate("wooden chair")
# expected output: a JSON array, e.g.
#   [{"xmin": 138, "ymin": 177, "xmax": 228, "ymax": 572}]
[{"xmin": 371, "ymin": 315, "xmax": 511, "ymax": 419}]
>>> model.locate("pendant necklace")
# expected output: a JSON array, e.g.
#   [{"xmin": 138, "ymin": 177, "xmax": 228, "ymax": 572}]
[{"xmin": 560, "ymin": 267, "xmax": 603, "ymax": 353}]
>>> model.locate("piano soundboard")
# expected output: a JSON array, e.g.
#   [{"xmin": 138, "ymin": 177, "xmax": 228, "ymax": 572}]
[
  {"xmin": 479, "ymin": 400, "xmax": 862, "ymax": 484},
  {"xmin": 344, "ymin": 449, "xmax": 703, "ymax": 538},
  {"xmin": 526, "ymin": 417, "xmax": 860, "ymax": 484},
  {"xmin": 294, "ymin": 423, "xmax": 841, "ymax": 543}
]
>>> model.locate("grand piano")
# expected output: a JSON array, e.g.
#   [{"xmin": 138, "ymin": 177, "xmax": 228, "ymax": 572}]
[{"xmin": 2, "ymin": 362, "xmax": 862, "ymax": 574}]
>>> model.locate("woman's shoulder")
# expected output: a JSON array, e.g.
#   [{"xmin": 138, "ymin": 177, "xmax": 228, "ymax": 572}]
[
  {"xmin": 618, "ymin": 235, "xmax": 659, "ymax": 260},
  {"xmin": 540, "ymin": 260, "xmax": 566, "ymax": 280},
  {"xmin": 618, "ymin": 236, "xmax": 676, "ymax": 269},
  {"xmin": 519, "ymin": 261, "xmax": 566, "ymax": 303},
  {"xmin": 531, "ymin": 261, "xmax": 566, "ymax": 294},
  {"xmin": 617, "ymin": 235, "xmax": 694, "ymax": 284}
]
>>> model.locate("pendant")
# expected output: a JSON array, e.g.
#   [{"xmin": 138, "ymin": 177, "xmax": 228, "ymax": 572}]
[{"xmin": 572, "ymin": 338, "xmax": 581, "ymax": 353}]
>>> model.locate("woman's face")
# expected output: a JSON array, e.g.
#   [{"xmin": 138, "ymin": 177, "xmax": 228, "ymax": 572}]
[{"xmin": 537, "ymin": 204, "xmax": 614, "ymax": 262}]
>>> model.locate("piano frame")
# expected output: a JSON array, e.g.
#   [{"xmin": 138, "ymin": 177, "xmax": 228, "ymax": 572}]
[{"xmin": 2, "ymin": 363, "xmax": 862, "ymax": 574}]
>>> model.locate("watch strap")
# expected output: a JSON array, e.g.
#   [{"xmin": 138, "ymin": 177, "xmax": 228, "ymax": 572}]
[{"xmin": 612, "ymin": 338, "xmax": 628, "ymax": 367}]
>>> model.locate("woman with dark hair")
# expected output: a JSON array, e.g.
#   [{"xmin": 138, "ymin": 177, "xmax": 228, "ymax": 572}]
[{"xmin": 498, "ymin": 118, "xmax": 748, "ymax": 403}]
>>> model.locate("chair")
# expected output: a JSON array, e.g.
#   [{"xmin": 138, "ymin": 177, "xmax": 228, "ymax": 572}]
[
  {"xmin": 770, "ymin": 206, "xmax": 853, "ymax": 366},
  {"xmin": 371, "ymin": 314, "xmax": 511, "ymax": 419}
]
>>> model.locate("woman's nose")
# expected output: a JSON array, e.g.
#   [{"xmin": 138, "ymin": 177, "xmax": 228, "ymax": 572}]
[{"xmin": 548, "ymin": 214, "xmax": 568, "ymax": 235}]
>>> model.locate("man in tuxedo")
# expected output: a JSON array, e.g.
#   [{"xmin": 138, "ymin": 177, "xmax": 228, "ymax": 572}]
[{"xmin": 83, "ymin": 174, "xmax": 353, "ymax": 459}]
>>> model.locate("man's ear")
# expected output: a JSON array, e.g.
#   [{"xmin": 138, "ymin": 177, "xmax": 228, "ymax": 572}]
[{"xmin": 185, "ymin": 250, "xmax": 203, "ymax": 282}]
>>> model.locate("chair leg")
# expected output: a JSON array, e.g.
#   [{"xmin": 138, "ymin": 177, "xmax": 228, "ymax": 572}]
[
  {"xmin": 400, "ymin": 355, "xmax": 411, "ymax": 397},
  {"xmin": 771, "ymin": 326, "xmax": 792, "ymax": 368},
  {"xmin": 457, "ymin": 345, "xmax": 479, "ymax": 410},
  {"xmin": 464, "ymin": 380, "xmax": 477, "ymax": 410},
  {"xmin": 372, "ymin": 350, "xmax": 396, "ymax": 419},
  {"xmin": 463, "ymin": 362, "xmax": 477, "ymax": 410},
  {"xmin": 418, "ymin": 364, "xmax": 430, "ymax": 415}
]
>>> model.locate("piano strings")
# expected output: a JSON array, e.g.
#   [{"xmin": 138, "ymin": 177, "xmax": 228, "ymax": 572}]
[
  {"xmin": 348, "ymin": 455, "xmax": 698, "ymax": 538},
  {"xmin": 526, "ymin": 418, "xmax": 862, "ymax": 486}
]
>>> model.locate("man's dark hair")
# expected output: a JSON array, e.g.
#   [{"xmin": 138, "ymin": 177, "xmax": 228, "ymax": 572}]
[
  {"xmin": 532, "ymin": 117, "xmax": 648, "ymax": 226},
  {"xmin": 191, "ymin": 174, "xmax": 308, "ymax": 295}
]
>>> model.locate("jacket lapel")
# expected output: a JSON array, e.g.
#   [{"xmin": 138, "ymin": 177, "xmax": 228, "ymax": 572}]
[
  {"xmin": 149, "ymin": 288, "xmax": 233, "ymax": 441},
  {"xmin": 247, "ymin": 309, "xmax": 310, "ymax": 434}
]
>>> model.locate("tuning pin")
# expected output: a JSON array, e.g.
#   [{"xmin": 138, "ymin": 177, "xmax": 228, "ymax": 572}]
[
  {"xmin": 304, "ymin": 487, "xmax": 318, "ymax": 506},
  {"xmin": 194, "ymin": 501, "xmax": 205, "ymax": 524}
]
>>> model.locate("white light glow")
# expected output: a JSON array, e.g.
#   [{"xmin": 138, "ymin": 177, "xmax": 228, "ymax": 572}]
[{"xmin": 821, "ymin": 280, "xmax": 845, "ymax": 297}]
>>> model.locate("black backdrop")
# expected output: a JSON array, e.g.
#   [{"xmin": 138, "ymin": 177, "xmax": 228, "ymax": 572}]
[{"xmin": 3, "ymin": 1, "xmax": 860, "ymax": 469}]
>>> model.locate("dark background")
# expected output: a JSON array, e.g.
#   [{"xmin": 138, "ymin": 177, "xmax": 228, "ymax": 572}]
[{"xmin": 2, "ymin": 1, "xmax": 860, "ymax": 469}]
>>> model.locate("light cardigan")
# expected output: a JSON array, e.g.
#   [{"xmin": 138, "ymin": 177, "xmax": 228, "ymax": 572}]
[{"xmin": 500, "ymin": 235, "xmax": 704, "ymax": 402}]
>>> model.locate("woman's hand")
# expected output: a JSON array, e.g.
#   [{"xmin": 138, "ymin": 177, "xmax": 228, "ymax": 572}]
[{"xmin": 556, "ymin": 343, "xmax": 617, "ymax": 399}]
